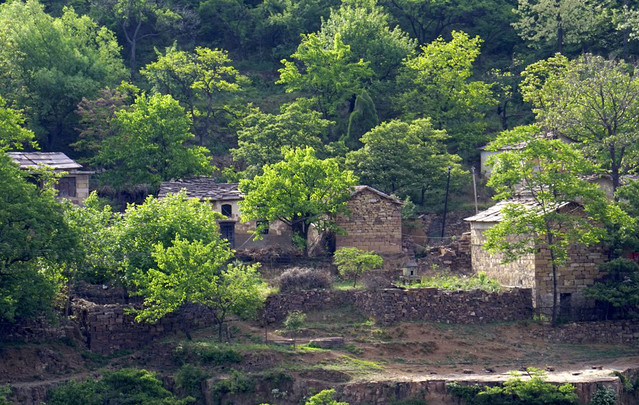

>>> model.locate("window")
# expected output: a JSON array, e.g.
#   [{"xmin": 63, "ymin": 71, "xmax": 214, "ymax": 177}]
[
  {"xmin": 56, "ymin": 177, "xmax": 76, "ymax": 197},
  {"xmin": 221, "ymin": 204, "xmax": 232, "ymax": 217}
]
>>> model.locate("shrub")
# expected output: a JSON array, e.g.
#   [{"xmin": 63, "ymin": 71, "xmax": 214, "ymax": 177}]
[
  {"xmin": 588, "ymin": 387, "xmax": 617, "ymax": 405},
  {"xmin": 410, "ymin": 271, "xmax": 501, "ymax": 292},
  {"xmin": 175, "ymin": 364, "xmax": 208, "ymax": 401},
  {"xmin": 174, "ymin": 342, "xmax": 243, "ymax": 366},
  {"xmin": 278, "ymin": 267, "xmax": 332, "ymax": 293}
]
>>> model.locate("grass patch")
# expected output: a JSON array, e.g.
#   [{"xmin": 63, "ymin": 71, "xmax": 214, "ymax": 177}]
[
  {"xmin": 332, "ymin": 280, "xmax": 365, "ymax": 290},
  {"xmin": 318, "ymin": 355, "xmax": 385, "ymax": 374},
  {"xmin": 404, "ymin": 271, "xmax": 501, "ymax": 292}
]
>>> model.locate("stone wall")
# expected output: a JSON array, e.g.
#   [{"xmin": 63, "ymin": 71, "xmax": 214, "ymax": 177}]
[
  {"xmin": 531, "ymin": 319, "xmax": 639, "ymax": 344},
  {"xmin": 469, "ymin": 222, "xmax": 536, "ymax": 287},
  {"xmin": 71, "ymin": 299, "xmax": 215, "ymax": 354},
  {"xmin": 335, "ymin": 188, "xmax": 402, "ymax": 254},
  {"xmin": 263, "ymin": 288, "xmax": 533, "ymax": 326},
  {"xmin": 534, "ymin": 243, "xmax": 608, "ymax": 320}
]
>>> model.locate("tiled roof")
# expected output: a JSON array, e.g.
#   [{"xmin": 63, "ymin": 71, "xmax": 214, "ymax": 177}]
[
  {"xmin": 7, "ymin": 152, "xmax": 82, "ymax": 170},
  {"xmin": 464, "ymin": 198, "xmax": 572, "ymax": 223},
  {"xmin": 158, "ymin": 178, "xmax": 242, "ymax": 201},
  {"xmin": 352, "ymin": 185, "xmax": 403, "ymax": 205}
]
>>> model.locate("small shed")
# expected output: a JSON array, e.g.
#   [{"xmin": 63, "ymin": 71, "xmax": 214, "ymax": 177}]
[
  {"xmin": 465, "ymin": 199, "xmax": 608, "ymax": 320},
  {"xmin": 8, "ymin": 152, "xmax": 92, "ymax": 204},
  {"xmin": 335, "ymin": 186, "xmax": 403, "ymax": 254}
]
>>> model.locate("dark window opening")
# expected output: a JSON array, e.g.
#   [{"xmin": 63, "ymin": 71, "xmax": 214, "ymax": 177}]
[
  {"xmin": 560, "ymin": 293, "xmax": 572, "ymax": 320},
  {"xmin": 56, "ymin": 177, "xmax": 76, "ymax": 197},
  {"xmin": 256, "ymin": 219, "xmax": 269, "ymax": 235},
  {"xmin": 221, "ymin": 204, "xmax": 232, "ymax": 217}
]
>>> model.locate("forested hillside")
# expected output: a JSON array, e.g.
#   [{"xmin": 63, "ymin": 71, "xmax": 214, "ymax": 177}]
[{"xmin": 3, "ymin": 0, "xmax": 639, "ymax": 207}]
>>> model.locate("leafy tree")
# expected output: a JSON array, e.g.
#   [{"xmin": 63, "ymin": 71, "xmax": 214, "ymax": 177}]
[
  {"xmin": 239, "ymin": 147, "xmax": 358, "ymax": 255},
  {"xmin": 521, "ymin": 53, "xmax": 639, "ymax": 194},
  {"xmin": 0, "ymin": 152, "xmax": 78, "ymax": 322},
  {"xmin": 278, "ymin": 33, "xmax": 373, "ymax": 119},
  {"xmin": 344, "ymin": 90, "xmax": 379, "ymax": 150},
  {"xmin": 231, "ymin": 101, "xmax": 331, "ymax": 178},
  {"xmin": 92, "ymin": 92, "xmax": 213, "ymax": 191},
  {"xmin": 512, "ymin": 0, "xmax": 609, "ymax": 53},
  {"xmin": 317, "ymin": 0, "xmax": 416, "ymax": 81},
  {"xmin": 345, "ymin": 119, "xmax": 464, "ymax": 205},
  {"xmin": 142, "ymin": 45, "xmax": 248, "ymax": 145},
  {"xmin": 47, "ymin": 368, "xmax": 192, "ymax": 404},
  {"xmin": 283, "ymin": 310, "xmax": 306, "ymax": 349},
  {"xmin": 114, "ymin": 191, "xmax": 225, "ymax": 283},
  {"xmin": 0, "ymin": 0, "xmax": 127, "ymax": 150},
  {"xmin": 584, "ymin": 258, "xmax": 639, "ymax": 319},
  {"xmin": 133, "ymin": 238, "xmax": 265, "ymax": 341},
  {"xmin": 484, "ymin": 126, "xmax": 620, "ymax": 325},
  {"xmin": 73, "ymin": 82, "xmax": 139, "ymax": 163},
  {"xmin": 396, "ymin": 31, "xmax": 496, "ymax": 160},
  {"xmin": 305, "ymin": 389, "xmax": 349, "ymax": 405},
  {"xmin": 0, "ymin": 96, "xmax": 37, "ymax": 152},
  {"xmin": 333, "ymin": 247, "xmax": 383, "ymax": 287}
]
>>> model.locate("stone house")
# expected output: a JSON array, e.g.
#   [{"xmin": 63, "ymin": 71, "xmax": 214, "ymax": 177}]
[
  {"xmin": 158, "ymin": 178, "xmax": 293, "ymax": 250},
  {"xmin": 8, "ymin": 152, "xmax": 92, "ymax": 204},
  {"xmin": 334, "ymin": 186, "xmax": 403, "ymax": 254},
  {"xmin": 465, "ymin": 199, "xmax": 608, "ymax": 320},
  {"xmin": 159, "ymin": 180, "xmax": 403, "ymax": 255}
]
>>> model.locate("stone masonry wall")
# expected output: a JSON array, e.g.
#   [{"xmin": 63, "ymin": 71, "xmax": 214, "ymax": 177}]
[
  {"xmin": 469, "ymin": 222, "xmax": 536, "ymax": 287},
  {"xmin": 263, "ymin": 288, "xmax": 533, "ymax": 326},
  {"xmin": 71, "ymin": 299, "xmax": 215, "ymax": 354},
  {"xmin": 534, "ymin": 243, "xmax": 608, "ymax": 319},
  {"xmin": 335, "ymin": 189, "xmax": 402, "ymax": 254},
  {"xmin": 531, "ymin": 319, "xmax": 639, "ymax": 344}
]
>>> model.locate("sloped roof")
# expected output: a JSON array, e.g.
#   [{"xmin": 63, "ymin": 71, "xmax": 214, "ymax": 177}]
[
  {"xmin": 352, "ymin": 185, "xmax": 402, "ymax": 205},
  {"xmin": 7, "ymin": 152, "xmax": 82, "ymax": 170},
  {"xmin": 464, "ymin": 199, "xmax": 572, "ymax": 223},
  {"xmin": 158, "ymin": 178, "xmax": 242, "ymax": 201}
]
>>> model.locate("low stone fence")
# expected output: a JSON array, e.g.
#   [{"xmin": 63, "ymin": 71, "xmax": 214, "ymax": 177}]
[
  {"xmin": 71, "ymin": 299, "xmax": 215, "ymax": 354},
  {"xmin": 532, "ymin": 319, "xmax": 639, "ymax": 344},
  {"xmin": 263, "ymin": 288, "xmax": 533, "ymax": 325}
]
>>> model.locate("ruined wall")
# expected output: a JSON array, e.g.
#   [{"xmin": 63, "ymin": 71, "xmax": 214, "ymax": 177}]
[
  {"xmin": 71, "ymin": 299, "xmax": 215, "ymax": 354},
  {"xmin": 531, "ymin": 319, "xmax": 639, "ymax": 344},
  {"xmin": 263, "ymin": 288, "xmax": 532, "ymax": 326},
  {"xmin": 534, "ymin": 243, "xmax": 608, "ymax": 320},
  {"xmin": 469, "ymin": 222, "xmax": 536, "ymax": 287},
  {"xmin": 335, "ymin": 189, "xmax": 402, "ymax": 254}
]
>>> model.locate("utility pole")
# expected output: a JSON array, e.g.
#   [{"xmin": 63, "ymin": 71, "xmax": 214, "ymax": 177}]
[{"xmin": 441, "ymin": 166, "xmax": 451, "ymax": 238}]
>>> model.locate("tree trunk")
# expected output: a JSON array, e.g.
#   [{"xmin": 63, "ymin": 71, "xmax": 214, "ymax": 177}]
[{"xmin": 556, "ymin": 5, "xmax": 563, "ymax": 54}]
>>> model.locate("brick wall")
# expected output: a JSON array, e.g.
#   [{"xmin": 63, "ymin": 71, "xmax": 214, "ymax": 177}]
[
  {"xmin": 335, "ymin": 188, "xmax": 402, "ymax": 254},
  {"xmin": 263, "ymin": 288, "xmax": 533, "ymax": 326}
]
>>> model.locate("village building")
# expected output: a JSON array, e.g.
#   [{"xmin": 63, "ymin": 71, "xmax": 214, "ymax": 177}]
[
  {"xmin": 158, "ymin": 179, "xmax": 403, "ymax": 255},
  {"xmin": 8, "ymin": 151, "xmax": 92, "ymax": 205},
  {"xmin": 465, "ymin": 199, "xmax": 608, "ymax": 320}
]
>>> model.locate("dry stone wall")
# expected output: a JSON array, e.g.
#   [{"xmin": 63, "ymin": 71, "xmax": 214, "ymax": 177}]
[
  {"xmin": 335, "ymin": 188, "xmax": 402, "ymax": 254},
  {"xmin": 532, "ymin": 319, "xmax": 639, "ymax": 344},
  {"xmin": 71, "ymin": 299, "xmax": 215, "ymax": 354},
  {"xmin": 263, "ymin": 288, "xmax": 532, "ymax": 325}
]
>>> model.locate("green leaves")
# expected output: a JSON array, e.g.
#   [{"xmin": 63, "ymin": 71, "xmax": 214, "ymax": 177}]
[
  {"xmin": 333, "ymin": 247, "xmax": 383, "ymax": 287},
  {"xmin": 240, "ymin": 147, "xmax": 358, "ymax": 253}
]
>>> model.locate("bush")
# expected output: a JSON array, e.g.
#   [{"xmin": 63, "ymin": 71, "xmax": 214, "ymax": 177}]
[
  {"xmin": 175, "ymin": 364, "xmax": 208, "ymax": 401},
  {"xmin": 174, "ymin": 342, "xmax": 243, "ymax": 366},
  {"xmin": 278, "ymin": 267, "xmax": 332, "ymax": 293},
  {"xmin": 409, "ymin": 271, "xmax": 501, "ymax": 292},
  {"xmin": 588, "ymin": 387, "xmax": 617, "ymax": 405}
]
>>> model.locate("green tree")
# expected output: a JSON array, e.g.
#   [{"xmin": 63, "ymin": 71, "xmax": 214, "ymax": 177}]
[
  {"xmin": 333, "ymin": 247, "xmax": 383, "ymax": 287},
  {"xmin": 521, "ymin": 53, "xmax": 639, "ymax": 194},
  {"xmin": 584, "ymin": 258, "xmax": 639, "ymax": 319},
  {"xmin": 133, "ymin": 238, "xmax": 266, "ymax": 341},
  {"xmin": 344, "ymin": 90, "xmax": 379, "ymax": 150},
  {"xmin": 484, "ymin": 125, "xmax": 619, "ymax": 325},
  {"xmin": 305, "ymin": 389, "xmax": 349, "ymax": 405},
  {"xmin": 115, "ymin": 191, "xmax": 225, "ymax": 283},
  {"xmin": 283, "ymin": 310, "xmax": 306, "ymax": 349},
  {"xmin": 142, "ymin": 45, "xmax": 248, "ymax": 146},
  {"xmin": 93, "ymin": 92, "xmax": 213, "ymax": 191},
  {"xmin": 317, "ymin": 0, "xmax": 416, "ymax": 81},
  {"xmin": 277, "ymin": 32, "xmax": 373, "ymax": 119},
  {"xmin": 0, "ymin": 0, "xmax": 126, "ymax": 150},
  {"xmin": 239, "ymin": 147, "xmax": 358, "ymax": 255},
  {"xmin": 231, "ymin": 101, "xmax": 331, "ymax": 178},
  {"xmin": 396, "ymin": 31, "xmax": 496, "ymax": 160},
  {"xmin": 345, "ymin": 119, "xmax": 464, "ymax": 205},
  {"xmin": 513, "ymin": 0, "xmax": 610, "ymax": 53},
  {"xmin": 0, "ymin": 152, "xmax": 78, "ymax": 322},
  {"xmin": 0, "ymin": 96, "xmax": 37, "ymax": 152}
]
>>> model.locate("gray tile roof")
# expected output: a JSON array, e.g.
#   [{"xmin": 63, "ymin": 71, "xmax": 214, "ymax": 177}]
[
  {"xmin": 7, "ymin": 152, "xmax": 82, "ymax": 170},
  {"xmin": 465, "ymin": 199, "xmax": 572, "ymax": 223},
  {"xmin": 158, "ymin": 178, "xmax": 242, "ymax": 201}
]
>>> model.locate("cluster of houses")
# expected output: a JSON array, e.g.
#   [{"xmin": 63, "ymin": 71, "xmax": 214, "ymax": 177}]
[{"xmin": 8, "ymin": 151, "xmax": 620, "ymax": 321}]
